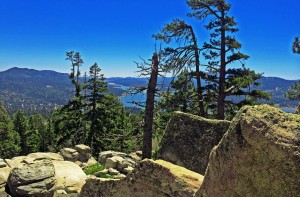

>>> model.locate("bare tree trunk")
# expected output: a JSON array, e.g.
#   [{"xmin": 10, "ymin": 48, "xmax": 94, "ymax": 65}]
[
  {"xmin": 189, "ymin": 25, "xmax": 205, "ymax": 117},
  {"xmin": 217, "ymin": 11, "xmax": 226, "ymax": 120},
  {"xmin": 142, "ymin": 53, "xmax": 159, "ymax": 159}
]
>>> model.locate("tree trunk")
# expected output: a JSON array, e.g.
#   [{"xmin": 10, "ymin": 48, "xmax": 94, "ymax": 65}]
[
  {"xmin": 189, "ymin": 26, "xmax": 205, "ymax": 117},
  {"xmin": 217, "ymin": 11, "xmax": 226, "ymax": 120},
  {"xmin": 142, "ymin": 53, "xmax": 159, "ymax": 159}
]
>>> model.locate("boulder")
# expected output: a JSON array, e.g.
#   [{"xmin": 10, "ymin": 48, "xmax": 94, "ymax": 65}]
[
  {"xmin": 74, "ymin": 144, "xmax": 91, "ymax": 162},
  {"xmin": 27, "ymin": 152, "xmax": 64, "ymax": 161},
  {"xmin": 7, "ymin": 159, "xmax": 56, "ymax": 197},
  {"xmin": 80, "ymin": 159, "xmax": 203, "ymax": 197},
  {"xmin": 0, "ymin": 166, "xmax": 11, "ymax": 192},
  {"xmin": 53, "ymin": 161, "xmax": 87, "ymax": 194},
  {"xmin": 158, "ymin": 111, "xmax": 230, "ymax": 174},
  {"xmin": 105, "ymin": 156, "xmax": 124, "ymax": 169},
  {"xmin": 60, "ymin": 148, "xmax": 79, "ymax": 162},
  {"xmin": 98, "ymin": 151, "xmax": 127, "ymax": 165},
  {"xmin": 196, "ymin": 105, "xmax": 300, "ymax": 197},
  {"xmin": 0, "ymin": 159, "xmax": 6, "ymax": 168}
]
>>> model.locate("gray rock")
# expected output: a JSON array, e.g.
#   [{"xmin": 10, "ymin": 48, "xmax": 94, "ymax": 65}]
[
  {"xmin": 105, "ymin": 156, "xmax": 124, "ymax": 169},
  {"xmin": 108, "ymin": 168, "xmax": 119, "ymax": 176},
  {"xmin": 98, "ymin": 151, "xmax": 127, "ymax": 165},
  {"xmin": 74, "ymin": 144, "xmax": 91, "ymax": 162},
  {"xmin": 157, "ymin": 111, "xmax": 230, "ymax": 174},
  {"xmin": 60, "ymin": 148, "xmax": 79, "ymax": 162},
  {"xmin": 80, "ymin": 159, "xmax": 203, "ymax": 197},
  {"xmin": 196, "ymin": 105, "xmax": 300, "ymax": 197},
  {"xmin": 7, "ymin": 159, "xmax": 56, "ymax": 197}
]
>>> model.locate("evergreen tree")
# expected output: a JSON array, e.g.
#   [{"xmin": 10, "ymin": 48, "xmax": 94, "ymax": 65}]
[
  {"xmin": 13, "ymin": 110, "xmax": 28, "ymax": 155},
  {"xmin": 187, "ymin": 0, "xmax": 269, "ymax": 119},
  {"xmin": 0, "ymin": 101, "xmax": 21, "ymax": 158},
  {"xmin": 285, "ymin": 81, "xmax": 300, "ymax": 113},
  {"xmin": 54, "ymin": 51, "xmax": 85, "ymax": 148},
  {"xmin": 154, "ymin": 19, "xmax": 205, "ymax": 116},
  {"xmin": 85, "ymin": 63, "xmax": 108, "ymax": 152},
  {"xmin": 293, "ymin": 37, "xmax": 300, "ymax": 54},
  {"xmin": 160, "ymin": 69, "xmax": 196, "ymax": 113}
]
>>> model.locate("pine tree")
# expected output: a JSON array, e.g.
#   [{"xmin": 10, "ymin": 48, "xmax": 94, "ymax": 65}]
[
  {"xmin": 285, "ymin": 81, "xmax": 300, "ymax": 113},
  {"xmin": 187, "ymin": 0, "xmax": 269, "ymax": 119},
  {"xmin": 0, "ymin": 101, "xmax": 21, "ymax": 158},
  {"xmin": 85, "ymin": 63, "xmax": 108, "ymax": 152},
  {"xmin": 292, "ymin": 37, "xmax": 300, "ymax": 54},
  {"xmin": 13, "ymin": 110, "xmax": 28, "ymax": 155},
  {"xmin": 154, "ymin": 19, "xmax": 205, "ymax": 116}
]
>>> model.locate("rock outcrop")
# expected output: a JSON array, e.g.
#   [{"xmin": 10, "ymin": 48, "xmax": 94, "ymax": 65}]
[
  {"xmin": 2, "ymin": 151, "xmax": 87, "ymax": 196},
  {"xmin": 196, "ymin": 105, "xmax": 300, "ymax": 197},
  {"xmin": 74, "ymin": 144, "xmax": 91, "ymax": 163},
  {"xmin": 80, "ymin": 159, "xmax": 203, "ymax": 197},
  {"xmin": 98, "ymin": 151, "xmax": 137, "ymax": 175},
  {"xmin": 7, "ymin": 159, "xmax": 56, "ymax": 197},
  {"xmin": 158, "ymin": 111, "xmax": 230, "ymax": 174},
  {"xmin": 53, "ymin": 161, "xmax": 87, "ymax": 194}
]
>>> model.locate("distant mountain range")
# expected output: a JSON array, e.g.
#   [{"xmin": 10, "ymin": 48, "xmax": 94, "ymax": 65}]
[{"xmin": 0, "ymin": 67, "xmax": 298, "ymax": 115}]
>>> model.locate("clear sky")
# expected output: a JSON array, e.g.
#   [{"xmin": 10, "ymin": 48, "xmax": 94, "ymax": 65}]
[{"xmin": 0, "ymin": 0, "xmax": 299, "ymax": 79}]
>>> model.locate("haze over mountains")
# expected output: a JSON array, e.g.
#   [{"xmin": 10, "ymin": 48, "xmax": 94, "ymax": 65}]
[{"xmin": 0, "ymin": 67, "xmax": 298, "ymax": 115}]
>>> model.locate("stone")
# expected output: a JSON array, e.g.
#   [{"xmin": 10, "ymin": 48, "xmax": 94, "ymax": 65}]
[
  {"xmin": 94, "ymin": 169, "xmax": 108, "ymax": 177},
  {"xmin": 157, "ymin": 111, "xmax": 230, "ymax": 174},
  {"xmin": 112, "ymin": 173, "xmax": 126, "ymax": 179},
  {"xmin": 122, "ymin": 166, "xmax": 134, "ymax": 174},
  {"xmin": 0, "ymin": 166, "xmax": 11, "ymax": 191},
  {"xmin": 86, "ymin": 157, "xmax": 97, "ymax": 166},
  {"xmin": 53, "ymin": 160, "xmax": 87, "ymax": 194},
  {"xmin": 128, "ymin": 151, "xmax": 142, "ymax": 162},
  {"xmin": 196, "ymin": 105, "xmax": 300, "ymax": 197},
  {"xmin": 60, "ymin": 148, "xmax": 79, "ymax": 162},
  {"xmin": 0, "ymin": 159, "xmax": 6, "ymax": 168},
  {"xmin": 7, "ymin": 159, "xmax": 56, "ymax": 197},
  {"xmin": 105, "ymin": 156, "xmax": 124, "ymax": 169},
  {"xmin": 108, "ymin": 168, "xmax": 119, "ymax": 175},
  {"xmin": 98, "ymin": 151, "xmax": 127, "ymax": 165},
  {"xmin": 74, "ymin": 144, "xmax": 91, "ymax": 162},
  {"xmin": 80, "ymin": 159, "xmax": 203, "ymax": 197},
  {"xmin": 4, "ymin": 156, "xmax": 27, "ymax": 168},
  {"xmin": 27, "ymin": 152, "xmax": 64, "ymax": 161}
]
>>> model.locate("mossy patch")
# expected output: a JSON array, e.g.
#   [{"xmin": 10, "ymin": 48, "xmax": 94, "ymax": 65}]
[{"xmin": 83, "ymin": 163, "xmax": 105, "ymax": 175}]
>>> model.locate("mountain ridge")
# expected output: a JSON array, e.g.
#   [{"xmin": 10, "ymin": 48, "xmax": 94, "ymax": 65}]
[{"xmin": 0, "ymin": 67, "xmax": 298, "ymax": 115}]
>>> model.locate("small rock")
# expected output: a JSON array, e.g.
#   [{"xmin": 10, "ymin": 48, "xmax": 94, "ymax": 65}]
[
  {"xmin": 105, "ymin": 156, "xmax": 124, "ymax": 169},
  {"xmin": 74, "ymin": 144, "xmax": 91, "ymax": 162},
  {"xmin": 112, "ymin": 173, "xmax": 126, "ymax": 179},
  {"xmin": 60, "ymin": 148, "xmax": 79, "ymax": 162},
  {"xmin": 98, "ymin": 151, "xmax": 127, "ymax": 165},
  {"xmin": 87, "ymin": 157, "xmax": 97, "ymax": 166},
  {"xmin": 94, "ymin": 169, "xmax": 109, "ymax": 177},
  {"xmin": 122, "ymin": 166, "xmax": 134, "ymax": 174},
  {"xmin": 129, "ymin": 151, "xmax": 142, "ymax": 162},
  {"xmin": 108, "ymin": 168, "xmax": 119, "ymax": 175}
]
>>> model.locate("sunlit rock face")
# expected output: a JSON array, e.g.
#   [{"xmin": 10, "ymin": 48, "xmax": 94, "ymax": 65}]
[{"xmin": 196, "ymin": 105, "xmax": 300, "ymax": 197}]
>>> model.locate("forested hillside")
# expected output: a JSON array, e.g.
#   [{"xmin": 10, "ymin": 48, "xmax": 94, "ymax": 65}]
[
  {"xmin": 0, "ymin": 67, "xmax": 125, "ymax": 115},
  {"xmin": 0, "ymin": 67, "xmax": 298, "ymax": 115}
]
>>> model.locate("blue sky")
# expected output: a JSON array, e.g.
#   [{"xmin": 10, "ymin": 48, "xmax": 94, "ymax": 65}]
[{"xmin": 0, "ymin": 0, "xmax": 299, "ymax": 79}]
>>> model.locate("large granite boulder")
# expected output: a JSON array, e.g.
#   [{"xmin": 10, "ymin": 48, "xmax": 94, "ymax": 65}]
[
  {"xmin": 158, "ymin": 111, "xmax": 230, "ymax": 174},
  {"xmin": 7, "ymin": 159, "xmax": 56, "ymax": 197},
  {"xmin": 196, "ymin": 105, "xmax": 300, "ymax": 197},
  {"xmin": 80, "ymin": 159, "xmax": 203, "ymax": 197},
  {"xmin": 53, "ymin": 160, "xmax": 87, "ymax": 194}
]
